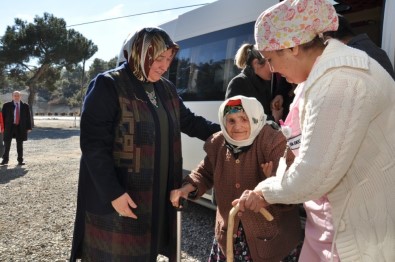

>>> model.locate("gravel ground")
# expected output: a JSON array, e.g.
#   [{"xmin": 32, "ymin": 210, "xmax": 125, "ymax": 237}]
[{"xmin": 0, "ymin": 118, "xmax": 215, "ymax": 261}]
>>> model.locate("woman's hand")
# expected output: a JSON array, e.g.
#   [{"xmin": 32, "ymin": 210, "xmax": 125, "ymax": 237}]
[
  {"xmin": 271, "ymin": 95, "xmax": 284, "ymax": 122},
  {"xmin": 111, "ymin": 193, "xmax": 138, "ymax": 219},
  {"xmin": 261, "ymin": 161, "xmax": 273, "ymax": 178},
  {"xmin": 271, "ymin": 95, "xmax": 284, "ymax": 111},
  {"xmin": 170, "ymin": 184, "xmax": 196, "ymax": 208},
  {"xmin": 232, "ymin": 189, "xmax": 269, "ymax": 213},
  {"xmin": 271, "ymin": 107, "xmax": 284, "ymax": 123}
]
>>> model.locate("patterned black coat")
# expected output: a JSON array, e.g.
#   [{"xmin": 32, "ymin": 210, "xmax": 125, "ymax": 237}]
[{"xmin": 70, "ymin": 63, "xmax": 219, "ymax": 261}]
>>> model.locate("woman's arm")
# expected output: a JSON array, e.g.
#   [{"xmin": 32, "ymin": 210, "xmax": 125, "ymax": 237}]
[
  {"xmin": 179, "ymin": 96, "xmax": 220, "ymax": 141},
  {"xmin": 256, "ymin": 72, "xmax": 373, "ymax": 204}
]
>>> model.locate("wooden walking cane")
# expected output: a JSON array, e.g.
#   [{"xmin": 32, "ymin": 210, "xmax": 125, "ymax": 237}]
[{"xmin": 226, "ymin": 203, "xmax": 273, "ymax": 262}]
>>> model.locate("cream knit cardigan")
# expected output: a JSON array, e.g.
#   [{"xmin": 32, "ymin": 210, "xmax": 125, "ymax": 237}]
[{"xmin": 255, "ymin": 39, "xmax": 395, "ymax": 261}]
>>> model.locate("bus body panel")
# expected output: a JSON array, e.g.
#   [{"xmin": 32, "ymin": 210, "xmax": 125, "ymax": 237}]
[
  {"xmin": 382, "ymin": 0, "xmax": 395, "ymax": 69},
  {"xmin": 161, "ymin": 0, "xmax": 279, "ymax": 43}
]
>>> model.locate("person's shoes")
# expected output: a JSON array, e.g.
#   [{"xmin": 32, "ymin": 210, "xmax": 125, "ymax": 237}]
[
  {"xmin": 17, "ymin": 162, "xmax": 25, "ymax": 166},
  {"xmin": 0, "ymin": 160, "xmax": 8, "ymax": 165}
]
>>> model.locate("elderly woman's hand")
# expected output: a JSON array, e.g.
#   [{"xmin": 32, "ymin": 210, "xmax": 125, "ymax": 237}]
[
  {"xmin": 170, "ymin": 183, "xmax": 196, "ymax": 208},
  {"xmin": 232, "ymin": 189, "xmax": 269, "ymax": 213}
]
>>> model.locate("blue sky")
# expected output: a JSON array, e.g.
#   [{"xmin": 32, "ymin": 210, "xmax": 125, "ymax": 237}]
[{"xmin": 0, "ymin": 1, "xmax": 216, "ymax": 66}]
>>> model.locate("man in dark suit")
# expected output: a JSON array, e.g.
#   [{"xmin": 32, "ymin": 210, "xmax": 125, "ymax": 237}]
[
  {"xmin": 1, "ymin": 91, "xmax": 32, "ymax": 166},
  {"xmin": 0, "ymin": 112, "xmax": 4, "ymax": 157}
]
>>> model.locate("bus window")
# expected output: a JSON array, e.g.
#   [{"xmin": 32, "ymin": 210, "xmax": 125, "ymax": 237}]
[{"xmin": 168, "ymin": 22, "xmax": 255, "ymax": 102}]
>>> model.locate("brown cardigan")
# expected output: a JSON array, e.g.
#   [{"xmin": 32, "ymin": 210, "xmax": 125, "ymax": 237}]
[{"xmin": 184, "ymin": 125, "xmax": 302, "ymax": 261}]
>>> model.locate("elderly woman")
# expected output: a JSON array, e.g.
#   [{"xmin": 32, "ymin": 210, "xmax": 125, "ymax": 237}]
[
  {"xmin": 235, "ymin": 1, "xmax": 395, "ymax": 261},
  {"xmin": 70, "ymin": 27, "xmax": 219, "ymax": 261},
  {"xmin": 171, "ymin": 95, "xmax": 302, "ymax": 262}
]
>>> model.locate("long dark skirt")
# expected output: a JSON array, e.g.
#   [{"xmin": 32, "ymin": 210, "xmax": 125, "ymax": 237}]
[{"xmin": 82, "ymin": 211, "xmax": 152, "ymax": 262}]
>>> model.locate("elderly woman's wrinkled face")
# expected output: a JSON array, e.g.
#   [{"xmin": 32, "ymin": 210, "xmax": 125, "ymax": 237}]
[
  {"xmin": 225, "ymin": 111, "xmax": 251, "ymax": 141},
  {"xmin": 147, "ymin": 49, "xmax": 174, "ymax": 82}
]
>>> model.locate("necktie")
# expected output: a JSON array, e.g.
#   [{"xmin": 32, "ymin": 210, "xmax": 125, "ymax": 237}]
[{"xmin": 15, "ymin": 103, "xmax": 20, "ymax": 125}]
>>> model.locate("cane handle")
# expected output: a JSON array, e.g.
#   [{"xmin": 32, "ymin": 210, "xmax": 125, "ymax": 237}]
[{"xmin": 226, "ymin": 203, "xmax": 273, "ymax": 261}]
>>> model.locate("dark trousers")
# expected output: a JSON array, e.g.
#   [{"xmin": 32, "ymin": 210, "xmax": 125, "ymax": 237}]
[
  {"xmin": 2, "ymin": 125, "xmax": 24, "ymax": 162},
  {"xmin": 0, "ymin": 133, "xmax": 4, "ymax": 157}
]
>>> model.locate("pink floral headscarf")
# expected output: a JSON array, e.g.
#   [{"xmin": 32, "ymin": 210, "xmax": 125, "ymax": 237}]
[{"xmin": 255, "ymin": 0, "xmax": 338, "ymax": 51}]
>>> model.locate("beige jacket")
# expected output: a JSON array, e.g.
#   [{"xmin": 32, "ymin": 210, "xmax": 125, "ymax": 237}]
[{"xmin": 256, "ymin": 39, "xmax": 395, "ymax": 261}]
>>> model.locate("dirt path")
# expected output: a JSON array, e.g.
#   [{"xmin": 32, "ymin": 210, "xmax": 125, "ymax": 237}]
[{"xmin": 0, "ymin": 119, "xmax": 215, "ymax": 261}]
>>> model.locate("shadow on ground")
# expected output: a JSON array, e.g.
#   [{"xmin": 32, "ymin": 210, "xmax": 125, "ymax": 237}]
[
  {"xmin": 0, "ymin": 165, "xmax": 28, "ymax": 184},
  {"xmin": 28, "ymin": 127, "xmax": 80, "ymax": 140}
]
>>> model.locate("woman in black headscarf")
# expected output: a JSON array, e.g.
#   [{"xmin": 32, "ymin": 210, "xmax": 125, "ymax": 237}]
[{"xmin": 70, "ymin": 27, "xmax": 219, "ymax": 262}]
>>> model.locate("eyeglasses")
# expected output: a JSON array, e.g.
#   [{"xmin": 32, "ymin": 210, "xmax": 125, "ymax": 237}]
[
  {"xmin": 247, "ymin": 47, "xmax": 266, "ymax": 66},
  {"xmin": 267, "ymin": 60, "xmax": 275, "ymax": 72},
  {"xmin": 257, "ymin": 57, "xmax": 266, "ymax": 65}
]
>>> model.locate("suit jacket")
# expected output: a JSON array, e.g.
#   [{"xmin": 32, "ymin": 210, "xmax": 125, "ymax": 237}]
[
  {"xmin": 1, "ymin": 100, "xmax": 32, "ymax": 141},
  {"xmin": 0, "ymin": 112, "xmax": 4, "ymax": 156}
]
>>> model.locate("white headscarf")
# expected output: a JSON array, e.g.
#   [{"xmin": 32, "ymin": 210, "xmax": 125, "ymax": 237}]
[{"xmin": 218, "ymin": 95, "xmax": 267, "ymax": 147}]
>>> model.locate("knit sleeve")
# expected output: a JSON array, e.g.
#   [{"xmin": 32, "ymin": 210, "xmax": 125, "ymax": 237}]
[
  {"xmin": 256, "ymin": 71, "xmax": 374, "ymax": 204},
  {"xmin": 183, "ymin": 132, "xmax": 222, "ymax": 199}
]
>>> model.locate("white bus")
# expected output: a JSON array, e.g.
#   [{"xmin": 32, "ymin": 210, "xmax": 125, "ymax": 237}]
[{"xmin": 160, "ymin": 0, "xmax": 395, "ymax": 209}]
